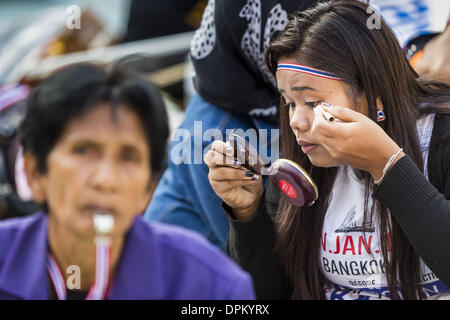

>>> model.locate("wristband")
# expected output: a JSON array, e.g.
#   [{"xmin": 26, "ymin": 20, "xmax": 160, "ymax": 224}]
[{"xmin": 374, "ymin": 148, "xmax": 403, "ymax": 185}]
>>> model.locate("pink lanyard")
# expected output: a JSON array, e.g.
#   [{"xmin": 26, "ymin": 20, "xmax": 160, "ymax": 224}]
[{"xmin": 47, "ymin": 241, "xmax": 111, "ymax": 300}]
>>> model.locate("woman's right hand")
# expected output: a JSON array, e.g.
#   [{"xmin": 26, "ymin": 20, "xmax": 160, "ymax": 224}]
[{"xmin": 204, "ymin": 140, "xmax": 264, "ymax": 221}]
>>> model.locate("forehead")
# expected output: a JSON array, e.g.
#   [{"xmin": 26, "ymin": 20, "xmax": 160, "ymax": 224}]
[{"xmin": 59, "ymin": 103, "xmax": 148, "ymax": 147}]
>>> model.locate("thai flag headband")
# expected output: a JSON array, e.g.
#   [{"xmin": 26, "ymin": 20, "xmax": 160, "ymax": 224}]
[{"xmin": 277, "ymin": 63, "xmax": 341, "ymax": 81}]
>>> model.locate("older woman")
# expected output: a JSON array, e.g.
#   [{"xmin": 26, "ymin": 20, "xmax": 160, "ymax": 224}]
[{"xmin": 0, "ymin": 64, "xmax": 255, "ymax": 300}]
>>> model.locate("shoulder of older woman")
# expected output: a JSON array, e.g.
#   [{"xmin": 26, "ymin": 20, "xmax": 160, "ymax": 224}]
[
  {"xmin": 0, "ymin": 212, "xmax": 48, "ymax": 299},
  {"xmin": 0, "ymin": 212, "xmax": 46, "ymax": 261},
  {"xmin": 131, "ymin": 217, "xmax": 255, "ymax": 299}
]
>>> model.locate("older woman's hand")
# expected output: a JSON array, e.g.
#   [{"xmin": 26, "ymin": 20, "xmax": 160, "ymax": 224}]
[{"xmin": 311, "ymin": 105, "xmax": 404, "ymax": 182}]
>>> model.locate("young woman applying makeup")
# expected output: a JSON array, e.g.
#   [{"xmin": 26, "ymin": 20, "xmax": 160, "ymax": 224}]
[{"xmin": 205, "ymin": 0, "xmax": 450, "ymax": 300}]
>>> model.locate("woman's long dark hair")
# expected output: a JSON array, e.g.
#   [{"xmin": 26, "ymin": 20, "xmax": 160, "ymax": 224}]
[{"xmin": 265, "ymin": 0, "xmax": 450, "ymax": 299}]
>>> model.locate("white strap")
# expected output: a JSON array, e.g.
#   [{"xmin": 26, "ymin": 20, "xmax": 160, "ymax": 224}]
[{"xmin": 47, "ymin": 241, "xmax": 111, "ymax": 300}]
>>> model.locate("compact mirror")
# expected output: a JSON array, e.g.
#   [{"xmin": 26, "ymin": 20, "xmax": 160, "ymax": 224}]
[{"xmin": 228, "ymin": 130, "xmax": 318, "ymax": 207}]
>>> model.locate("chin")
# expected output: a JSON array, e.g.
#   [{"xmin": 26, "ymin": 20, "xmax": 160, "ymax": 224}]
[
  {"xmin": 72, "ymin": 217, "xmax": 96, "ymax": 237},
  {"xmin": 307, "ymin": 154, "xmax": 338, "ymax": 168}
]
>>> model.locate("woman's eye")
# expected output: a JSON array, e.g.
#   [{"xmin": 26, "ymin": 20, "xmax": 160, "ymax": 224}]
[
  {"xmin": 283, "ymin": 102, "xmax": 296, "ymax": 109},
  {"xmin": 73, "ymin": 145, "xmax": 91, "ymax": 155},
  {"xmin": 305, "ymin": 101, "xmax": 321, "ymax": 108},
  {"xmin": 121, "ymin": 149, "xmax": 141, "ymax": 163},
  {"xmin": 122, "ymin": 153, "xmax": 138, "ymax": 162}
]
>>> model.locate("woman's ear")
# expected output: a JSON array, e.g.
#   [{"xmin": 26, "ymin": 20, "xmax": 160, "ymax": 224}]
[
  {"xmin": 376, "ymin": 97, "xmax": 384, "ymax": 108},
  {"xmin": 376, "ymin": 97, "xmax": 385, "ymax": 122},
  {"xmin": 23, "ymin": 153, "xmax": 47, "ymax": 203}
]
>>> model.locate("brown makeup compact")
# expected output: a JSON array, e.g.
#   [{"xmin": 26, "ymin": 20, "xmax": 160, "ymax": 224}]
[{"xmin": 229, "ymin": 130, "xmax": 318, "ymax": 207}]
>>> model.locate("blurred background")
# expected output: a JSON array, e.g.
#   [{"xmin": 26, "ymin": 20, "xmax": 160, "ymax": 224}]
[
  {"xmin": 0, "ymin": 0, "xmax": 208, "ymax": 111},
  {"xmin": 0, "ymin": 0, "xmax": 207, "ymax": 219}
]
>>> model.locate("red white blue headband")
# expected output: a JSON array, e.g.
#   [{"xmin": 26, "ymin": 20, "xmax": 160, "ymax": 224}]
[{"xmin": 277, "ymin": 63, "xmax": 341, "ymax": 81}]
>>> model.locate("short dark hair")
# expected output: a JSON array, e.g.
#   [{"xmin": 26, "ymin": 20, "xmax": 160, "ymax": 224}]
[{"xmin": 19, "ymin": 63, "xmax": 169, "ymax": 175}]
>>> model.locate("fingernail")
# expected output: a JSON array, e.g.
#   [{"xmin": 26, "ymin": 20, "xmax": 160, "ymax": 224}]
[{"xmin": 245, "ymin": 171, "xmax": 254, "ymax": 177}]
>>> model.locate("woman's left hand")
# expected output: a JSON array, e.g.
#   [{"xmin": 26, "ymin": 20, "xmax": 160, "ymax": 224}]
[{"xmin": 311, "ymin": 104, "xmax": 404, "ymax": 182}]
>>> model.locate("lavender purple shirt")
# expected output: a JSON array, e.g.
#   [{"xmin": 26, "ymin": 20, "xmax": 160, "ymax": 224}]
[{"xmin": 0, "ymin": 212, "xmax": 255, "ymax": 300}]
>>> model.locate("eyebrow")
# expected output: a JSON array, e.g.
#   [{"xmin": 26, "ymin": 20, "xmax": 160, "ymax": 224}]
[
  {"xmin": 278, "ymin": 86, "xmax": 316, "ymax": 93},
  {"xmin": 72, "ymin": 139, "xmax": 144, "ymax": 154},
  {"xmin": 122, "ymin": 144, "xmax": 144, "ymax": 155}
]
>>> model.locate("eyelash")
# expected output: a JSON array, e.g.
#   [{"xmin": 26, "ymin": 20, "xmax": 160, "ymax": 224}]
[
  {"xmin": 74, "ymin": 145, "xmax": 92, "ymax": 155},
  {"xmin": 305, "ymin": 101, "xmax": 321, "ymax": 108},
  {"xmin": 283, "ymin": 101, "xmax": 321, "ymax": 109},
  {"xmin": 283, "ymin": 102, "xmax": 296, "ymax": 109},
  {"xmin": 122, "ymin": 151, "xmax": 140, "ymax": 163}
]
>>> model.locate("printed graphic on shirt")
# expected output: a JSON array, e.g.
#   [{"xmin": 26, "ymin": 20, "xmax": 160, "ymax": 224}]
[
  {"xmin": 324, "ymin": 279, "xmax": 450, "ymax": 300},
  {"xmin": 191, "ymin": 0, "xmax": 216, "ymax": 59},
  {"xmin": 239, "ymin": 0, "xmax": 288, "ymax": 88},
  {"xmin": 334, "ymin": 205, "xmax": 375, "ymax": 233}
]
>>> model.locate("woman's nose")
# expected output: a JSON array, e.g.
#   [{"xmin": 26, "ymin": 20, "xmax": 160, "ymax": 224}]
[
  {"xmin": 289, "ymin": 106, "xmax": 312, "ymax": 134},
  {"xmin": 91, "ymin": 157, "xmax": 119, "ymax": 193}
]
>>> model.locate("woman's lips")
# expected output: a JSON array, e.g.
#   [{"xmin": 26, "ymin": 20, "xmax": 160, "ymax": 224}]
[
  {"xmin": 82, "ymin": 205, "xmax": 117, "ymax": 216},
  {"xmin": 301, "ymin": 144, "xmax": 318, "ymax": 153},
  {"xmin": 297, "ymin": 141, "xmax": 318, "ymax": 154}
]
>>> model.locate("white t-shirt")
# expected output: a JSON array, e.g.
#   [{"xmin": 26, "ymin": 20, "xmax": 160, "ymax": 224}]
[{"xmin": 320, "ymin": 114, "xmax": 450, "ymax": 300}]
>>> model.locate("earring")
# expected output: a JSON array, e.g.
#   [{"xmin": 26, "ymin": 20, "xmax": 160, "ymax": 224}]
[{"xmin": 377, "ymin": 107, "xmax": 385, "ymax": 122}]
